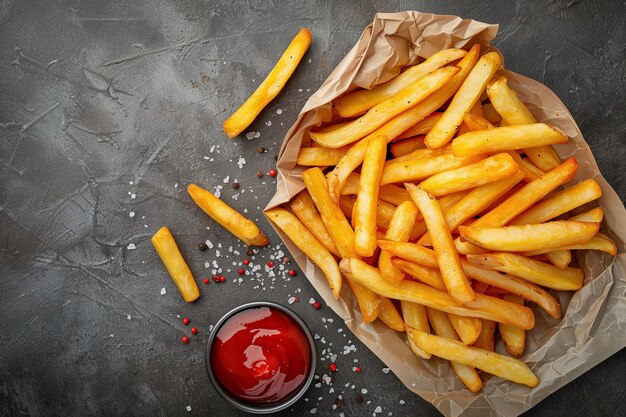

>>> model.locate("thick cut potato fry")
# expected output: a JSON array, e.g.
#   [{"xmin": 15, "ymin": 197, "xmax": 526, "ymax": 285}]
[
  {"xmin": 311, "ymin": 66, "xmax": 460, "ymax": 148},
  {"xmin": 395, "ymin": 112, "xmax": 444, "ymax": 141},
  {"xmin": 466, "ymin": 252, "xmax": 583, "ymax": 291},
  {"xmin": 297, "ymin": 146, "xmax": 350, "ymax": 166},
  {"xmin": 346, "ymin": 278, "xmax": 381, "ymax": 323},
  {"xmin": 524, "ymin": 233, "xmax": 617, "ymax": 257},
  {"xmin": 460, "ymin": 260, "xmax": 561, "ymax": 319},
  {"xmin": 401, "ymin": 301, "xmax": 432, "ymax": 359},
  {"xmin": 335, "ymin": 49, "xmax": 467, "ymax": 117},
  {"xmin": 406, "ymin": 326, "xmax": 432, "ymax": 359},
  {"xmin": 327, "ymin": 45, "xmax": 481, "ymax": 201},
  {"xmin": 412, "ymin": 330, "xmax": 539, "ymax": 387},
  {"xmin": 406, "ymin": 185, "xmax": 476, "ymax": 305},
  {"xmin": 569, "ymin": 207, "xmax": 604, "ymax": 223},
  {"xmin": 482, "ymin": 103, "xmax": 502, "ymax": 124},
  {"xmin": 338, "ymin": 172, "xmax": 413, "ymax": 206},
  {"xmin": 451, "ymin": 123, "xmax": 568, "ymax": 157},
  {"xmin": 390, "ymin": 136, "xmax": 427, "ymax": 157},
  {"xmin": 454, "ymin": 237, "xmax": 488, "ymax": 255},
  {"xmin": 266, "ymin": 208, "xmax": 342, "ymax": 298},
  {"xmin": 511, "ymin": 179, "xmax": 602, "ymax": 225},
  {"xmin": 290, "ymin": 191, "xmax": 340, "ymax": 257},
  {"xmin": 459, "ymin": 221, "xmax": 599, "ymax": 252},
  {"xmin": 391, "ymin": 145, "xmax": 453, "ymax": 163},
  {"xmin": 506, "ymin": 151, "xmax": 544, "ymax": 182},
  {"xmin": 425, "ymin": 52, "xmax": 502, "ymax": 149},
  {"xmin": 379, "ymin": 202, "xmax": 419, "ymax": 283},
  {"xmin": 447, "ymin": 313, "xmax": 482, "ymax": 345},
  {"xmin": 544, "ymin": 250, "xmax": 571, "ymax": 269},
  {"xmin": 487, "ymin": 76, "xmax": 561, "ymax": 171},
  {"xmin": 392, "ymin": 257, "xmax": 446, "ymax": 290},
  {"xmin": 188, "ymin": 183, "xmax": 269, "ymax": 246},
  {"xmin": 472, "ymin": 319, "xmax": 496, "ymax": 351},
  {"xmin": 354, "ymin": 136, "xmax": 387, "ymax": 256},
  {"xmin": 418, "ymin": 153, "xmax": 520, "ymax": 197},
  {"xmin": 471, "ymin": 157, "xmax": 579, "ymax": 228},
  {"xmin": 378, "ymin": 297, "xmax": 405, "ymax": 331},
  {"xmin": 499, "ymin": 294, "xmax": 526, "ymax": 358},
  {"xmin": 381, "ymin": 153, "xmax": 483, "ymax": 185},
  {"xmin": 426, "ymin": 308, "xmax": 483, "ymax": 392},
  {"xmin": 302, "ymin": 168, "xmax": 356, "ymax": 258},
  {"xmin": 340, "ymin": 258, "xmax": 535, "ymax": 329},
  {"xmin": 378, "ymin": 240, "xmax": 439, "ymax": 269},
  {"xmin": 463, "ymin": 112, "xmax": 494, "ymax": 131},
  {"xmin": 151, "ymin": 227, "xmax": 200, "ymax": 303},
  {"xmin": 223, "ymin": 28, "xmax": 311, "ymax": 138}
]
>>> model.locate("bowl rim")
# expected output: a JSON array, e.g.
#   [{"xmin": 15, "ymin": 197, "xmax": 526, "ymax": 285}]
[{"xmin": 204, "ymin": 301, "xmax": 317, "ymax": 414}]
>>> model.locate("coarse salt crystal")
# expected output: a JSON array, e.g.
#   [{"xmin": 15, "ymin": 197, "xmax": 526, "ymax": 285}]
[
  {"xmin": 223, "ymin": 176, "xmax": 230, "ymax": 183},
  {"xmin": 129, "ymin": 211, "xmax": 135, "ymax": 218},
  {"xmin": 276, "ymin": 109, "xmax": 283, "ymax": 114},
  {"xmin": 127, "ymin": 243, "xmax": 136, "ymax": 250},
  {"xmin": 382, "ymin": 367, "xmax": 390, "ymax": 374},
  {"xmin": 127, "ymin": 315, "xmax": 131, "ymax": 320},
  {"xmin": 205, "ymin": 240, "xmax": 214, "ymax": 249},
  {"xmin": 131, "ymin": 193, "xmax": 136, "ymax": 199},
  {"xmin": 254, "ymin": 132, "xmax": 260, "ymax": 138},
  {"xmin": 238, "ymin": 157, "xmax": 246, "ymax": 168},
  {"xmin": 245, "ymin": 132, "xmax": 256, "ymax": 140},
  {"xmin": 265, "ymin": 120, "xmax": 272, "ymax": 126},
  {"xmin": 361, "ymin": 388, "xmax": 368, "ymax": 394},
  {"xmin": 399, "ymin": 399, "xmax": 406, "ymax": 405},
  {"xmin": 310, "ymin": 408, "xmax": 317, "ymax": 414},
  {"xmin": 160, "ymin": 288, "xmax": 166, "ymax": 295},
  {"xmin": 375, "ymin": 406, "xmax": 382, "ymax": 413},
  {"xmin": 288, "ymin": 297, "xmax": 296, "ymax": 304},
  {"xmin": 186, "ymin": 405, "xmax": 191, "ymax": 412}
]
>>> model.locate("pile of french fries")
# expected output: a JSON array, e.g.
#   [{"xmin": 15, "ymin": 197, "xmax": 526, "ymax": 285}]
[{"xmin": 267, "ymin": 44, "xmax": 617, "ymax": 392}]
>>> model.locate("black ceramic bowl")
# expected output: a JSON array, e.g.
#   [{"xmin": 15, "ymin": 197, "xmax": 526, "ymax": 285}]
[{"xmin": 205, "ymin": 301, "xmax": 316, "ymax": 414}]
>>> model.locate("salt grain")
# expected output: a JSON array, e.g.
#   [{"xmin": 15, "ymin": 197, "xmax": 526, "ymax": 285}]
[
  {"xmin": 245, "ymin": 132, "xmax": 256, "ymax": 140},
  {"xmin": 382, "ymin": 367, "xmax": 390, "ymax": 374},
  {"xmin": 126, "ymin": 243, "xmax": 136, "ymax": 250},
  {"xmin": 375, "ymin": 406, "xmax": 382, "ymax": 413},
  {"xmin": 238, "ymin": 157, "xmax": 246, "ymax": 168},
  {"xmin": 186, "ymin": 405, "xmax": 191, "ymax": 412},
  {"xmin": 361, "ymin": 388, "xmax": 368, "ymax": 395},
  {"xmin": 399, "ymin": 399, "xmax": 405, "ymax": 405},
  {"xmin": 129, "ymin": 211, "xmax": 135, "ymax": 218},
  {"xmin": 276, "ymin": 109, "xmax": 283, "ymax": 114},
  {"xmin": 160, "ymin": 288, "xmax": 166, "ymax": 295}
]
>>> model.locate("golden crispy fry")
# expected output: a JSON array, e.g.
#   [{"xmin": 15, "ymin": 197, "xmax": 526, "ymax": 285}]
[
  {"xmin": 426, "ymin": 308, "xmax": 483, "ymax": 392},
  {"xmin": 482, "ymin": 103, "xmax": 502, "ymax": 124},
  {"xmin": 463, "ymin": 112, "xmax": 494, "ymax": 131},
  {"xmin": 378, "ymin": 240, "xmax": 439, "ymax": 269},
  {"xmin": 459, "ymin": 221, "xmax": 599, "ymax": 252},
  {"xmin": 451, "ymin": 123, "xmax": 568, "ymax": 157},
  {"xmin": 454, "ymin": 237, "xmax": 488, "ymax": 255},
  {"xmin": 311, "ymin": 66, "xmax": 460, "ymax": 148},
  {"xmin": 470, "ymin": 100, "xmax": 484, "ymax": 117},
  {"xmin": 460, "ymin": 260, "xmax": 562, "ymax": 319},
  {"xmin": 425, "ymin": 52, "xmax": 502, "ymax": 149},
  {"xmin": 395, "ymin": 112, "xmax": 444, "ymax": 141},
  {"xmin": 499, "ymin": 294, "xmax": 526, "ymax": 358},
  {"xmin": 471, "ymin": 157, "xmax": 579, "ymax": 228},
  {"xmin": 340, "ymin": 258, "xmax": 535, "ymax": 329},
  {"xmin": 378, "ymin": 297, "xmax": 405, "ymax": 331},
  {"xmin": 187, "ymin": 183, "xmax": 269, "ymax": 246},
  {"xmin": 523, "ymin": 233, "xmax": 617, "ymax": 257},
  {"xmin": 302, "ymin": 168, "xmax": 356, "ymax": 258},
  {"xmin": 466, "ymin": 252, "xmax": 583, "ymax": 291},
  {"xmin": 390, "ymin": 136, "xmax": 426, "ymax": 157},
  {"xmin": 297, "ymin": 145, "xmax": 351, "ymax": 166},
  {"xmin": 335, "ymin": 49, "xmax": 467, "ymax": 117},
  {"xmin": 354, "ymin": 136, "xmax": 387, "ymax": 256},
  {"xmin": 338, "ymin": 171, "xmax": 413, "ymax": 206},
  {"xmin": 381, "ymin": 153, "xmax": 483, "ymax": 185},
  {"xmin": 506, "ymin": 151, "xmax": 544, "ymax": 182},
  {"xmin": 418, "ymin": 153, "xmax": 520, "ymax": 197},
  {"xmin": 447, "ymin": 313, "xmax": 482, "ymax": 345},
  {"xmin": 511, "ymin": 179, "xmax": 602, "ymax": 225},
  {"xmin": 290, "ymin": 190, "xmax": 340, "ymax": 257},
  {"xmin": 545, "ymin": 250, "xmax": 572, "ymax": 269},
  {"xmin": 411, "ymin": 330, "xmax": 539, "ymax": 387},
  {"xmin": 402, "ymin": 300, "xmax": 432, "ymax": 359},
  {"xmin": 472, "ymin": 319, "xmax": 496, "ymax": 351},
  {"xmin": 487, "ymin": 76, "xmax": 561, "ymax": 171},
  {"xmin": 407, "ymin": 326, "xmax": 432, "ymax": 359},
  {"xmin": 392, "ymin": 257, "xmax": 446, "ymax": 290},
  {"xmin": 151, "ymin": 227, "xmax": 200, "ymax": 303},
  {"xmin": 379, "ymin": 202, "xmax": 419, "ymax": 283},
  {"xmin": 406, "ymin": 185, "xmax": 476, "ymax": 305},
  {"xmin": 266, "ymin": 208, "xmax": 342, "ymax": 298},
  {"xmin": 391, "ymin": 145, "xmax": 453, "ymax": 163},
  {"xmin": 223, "ymin": 28, "xmax": 311, "ymax": 138},
  {"xmin": 569, "ymin": 207, "xmax": 604, "ymax": 223},
  {"xmin": 346, "ymin": 278, "xmax": 381, "ymax": 323}
]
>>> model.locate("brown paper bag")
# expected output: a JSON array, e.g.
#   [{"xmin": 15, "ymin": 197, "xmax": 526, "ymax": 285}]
[{"xmin": 264, "ymin": 11, "xmax": 626, "ymax": 417}]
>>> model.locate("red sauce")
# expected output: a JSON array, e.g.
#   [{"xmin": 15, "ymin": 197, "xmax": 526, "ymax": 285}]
[{"xmin": 210, "ymin": 306, "xmax": 311, "ymax": 405}]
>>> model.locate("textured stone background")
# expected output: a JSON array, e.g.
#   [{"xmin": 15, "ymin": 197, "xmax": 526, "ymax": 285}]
[{"xmin": 0, "ymin": 0, "xmax": 624, "ymax": 416}]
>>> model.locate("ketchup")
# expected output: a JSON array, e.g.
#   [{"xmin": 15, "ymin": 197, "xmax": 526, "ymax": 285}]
[{"xmin": 210, "ymin": 306, "xmax": 311, "ymax": 405}]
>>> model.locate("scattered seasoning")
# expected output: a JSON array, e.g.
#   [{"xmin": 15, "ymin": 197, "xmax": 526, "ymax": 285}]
[
  {"xmin": 257, "ymin": 146, "xmax": 266, "ymax": 153},
  {"xmin": 243, "ymin": 259, "xmax": 250, "ymax": 265},
  {"xmin": 268, "ymin": 169, "xmax": 277, "ymax": 177},
  {"xmin": 232, "ymin": 182, "xmax": 240, "ymax": 189},
  {"xmin": 203, "ymin": 278, "xmax": 210, "ymax": 284},
  {"xmin": 329, "ymin": 363, "xmax": 337, "ymax": 372},
  {"xmin": 257, "ymin": 171, "xmax": 263, "ymax": 178},
  {"xmin": 288, "ymin": 269, "xmax": 297, "ymax": 276},
  {"xmin": 313, "ymin": 301, "xmax": 321, "ymax": 309},
  {"xmin": 213, "ymin": 275, "xmax": 220, "ymax": 283},
  {"xmin": 182, "ymin": 317, "xmax": 190, "ymax": 325},
  {"xmin": 267, "ymin": 261, "xmax": 275, "ymax": 268},
  {"xmin": 220, "ymin": 275, "xmax": 226, "ymax": 282},
  {"xmin": 284, "ymin": 257, "xmax": 290, "ymax": 263},
  {"xmin": 191, "ymin": 327, "xmax": 198, "ymax": 335},
  {"xmin": 247, "ymin": 249, "xmax": 254, "ymax": 256},
  {"xmin": 198, "ymin": 242, "xmax": 208, "ymax": 251},
  {"xmin": 238, "ymin": 268, "xmax": 245, "ymax": 275},
  {"xmin": 355, "ymin": 367, "xmax": 362, "ymax": 373},
  {"xmin": 182, "ymin": 336, "xmax": 189, "ymax": 344}
]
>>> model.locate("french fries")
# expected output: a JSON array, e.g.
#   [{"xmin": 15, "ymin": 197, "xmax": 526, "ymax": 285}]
[
  {"xmin": 499, "ymin": 294, "xmax": 526, "ymax": 358},
  {"xmin": 395, "ymin": 112, "xmax": 443, "ymax": 141},
  {"xmin": 447, "ymin": 313, "xmax": 482, "ymax": 345},
  {"xmin": 151, "ymin": 227, "xmax": 200, "ymax": 303},
  {"xmin": 381, "ymin": 153, "xmax": 483, "ymax": 185},
  {"xmin": 379, "ymin": 202, "xmax": 419, "ymax": 283},
  {"xmin": 378, "ymin": 240, "xmax": 439, "ymax": 269},
  {"xmin": 223, "ymin": 28, "xmax": 311, "ymax": 138},
  {"xmin": 472, "ymin": 319, "xmax": 496, "ymax": 351},
  {"xmin": 390, "ymin": 136, "xmax": 426, "ymax": 157},
  {"xmin": 523, "ymin": 233, "xmax": 617, "ymax": 257},
  {"xmin": 297, "ymin": 146, "xmax": 350, "ymax": 166},
  {"xmin": 187, "ymin": 183, "xmax": 269, "ymax": 246},
  {"xmin": 378, "ymin": 297, "xmax": 406, "ymax": 331},
  {"xmin": 392, "ymin": 257, "xmax": 446, "ymax": 290},
  {"xmin": 290, "ymin": 190, "xmax": 340, "ymax": 257}
]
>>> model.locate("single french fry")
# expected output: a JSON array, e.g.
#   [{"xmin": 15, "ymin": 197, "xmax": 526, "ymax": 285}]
[
  {"xmin": 395, "ymin": 112, "xmax": 444, "ymax": 141},
  {"xmin": 188, "ymin": 183, "xmax": 269, "ymax": 246},
  {"xmin": 378, "ymin": 297, "xmax": 405, "ymax": 331},
  {"xmin": 466, "ymin": 252, "xmax": 583, "ymax": 291},
  {"xmin": 511, "ymin": 179, "xmax": 602, "ymax": 225},
  {"xmin": 340, "ymin": 258, "xmax": 535, "ymax": 329},
  {"xmin": 392, "ymin": 257, "xmax": 446, "ymax": 290},
  {"xmin": 401, "ymin": 301, "xmax": 432, "ymax": 359},
  {"xmin": 340, "ymin": 172, "xmax": 413, "ymax": 206},
  {"xmin": 482, "ymin": 103, "xmax": 502, "ymax": 124},
  {"xmin": 487, "ymin": 76, "xmax": 561, "ymax": 171},
  {"xmin": 472, "ymin": 319, "xmax": 497, "ymax": 351},
  {"xmin": 346, "ymin": 277, "xmax": 381, "ymax": 323},
  {"xmin": 223, "ymin": 28, "xmax": 311, "ymax": 138},
  {"xmin": 335, "ymin": 48, "xmax": 467, "ymax": 117},
  {"xmin": 379, "ymin": 202, "xmax": 419, "ymax": 283},
  {"xmin": 447, "ymin": 313, "xmax": 482, "ymax": 345},
  {"xmin": 391, "ymin": 145, "xmax": 453, "ymax": 163},
  {"xmin": 381, "ymin": 153, "xmax": 483, "ymax": 185},
  {"xmin": 499, "ymin": 294, "xmax": 526, "ymax": 358},
  {"xmin": 454, "ymin": 237, "xmax": 488, "ymax": 255},
  {"xmin": 523, "ymin": 233, "xmax": 617, "ymax": 257},
  {"xmin": 545, "ymin": 250, "xmax": 572, "ymax": 269},
  {"xmin": 407, "ymin": 326, "xmax": 432, "ymax": 359},
  {"xmin": 390, "ymin": 136, "xmax": 427, "ymax": 157},
  {"xmin": 378, "ymin": 240, "xmax": 439, "ymax": 269},
  {"xmin": 354, "ymin": 136, "xmax": 387, "ymax": 256},
  {"xmin": 406, "ymin": 185, "xmax": 476, "ymax": 305},
  {"xmin": 311, "ymin": 66, "xmax": 460, "ymax": 148},
  {"xmin": 418, "ymin": 153, "xmax": 520, "ymax": 197},
  {"xmin": 569, "ymin": 207, "xmax": 604, "ymax": 223},
  {"xmin": 471, "ymin": 157, "xmax": 579, "ymax": 228},
  {"xmin": 426, "ymin": 308, "xmax": 483, "ymax": 392},
  {"xmin": 266, "ymin": 208, "xmax": 342, "ymax": 298},
  {"xmin": 297, "ymin": 146, "xmax": 351, "ymax": 166},
  {"xmin": 151, "ymin": 227, "xmax": 200, "ymax": 303},
  {"xmin": 425, "ymin": 52, "xmax": 502, "ymax": 149},
  {"xmin": 463, "ymin": 112, "xmax": 494, "ymax": 131},
  {"xmin": 459, "ymin": 221, "xmax": 599, "ymax": 252},
  {"xmin": 451, "ymin": 123, "xmax": 568, "ymax": 157},
  {"xmin": 290, "ymin": 190, "xmax": 340, "ymax": 257},
  {"xmin": 506, "ymin": 151, "xmax": 544, "ymax": 182},
  {"xmin": 412, "ymin": 330, "xmax": 539, "ymax": 387}
]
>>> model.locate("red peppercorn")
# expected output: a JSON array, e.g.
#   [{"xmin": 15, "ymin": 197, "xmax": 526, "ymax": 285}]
[
  {"xmin": 267, "ymin": 261, "xmax": 274, "ymax": 268},
  {"xmin": 355, "ymin": 367, "xmax": 362, "ymax": 373},
  {"xmin": 313, "ymin": 301, "xmax": 321, "ymax": 309},
  {"xmin": 182, "ymin": 317, "xmax": 190, "ymax": 325},
  {"xmin": 220, "ymin": 275, "xmax": 226, "ymax": 282},
  {"xmin": 191, "ymin": 327, "xmax": 198, "ymax": 335},
  {"xmin": 268, "ymin": 169, "xmax": 277, "ymax": 177},
  {"xmin": 288, "ymin": 269, "xmax": 297, "ymax": 276},
  {"xmin": 257, "ymin": 171, "xmax": 263, "ymax": 178},
  {"xmin": 213, "ymin": 275, "xmax": 220, "ymax": 282},
  {"xmin": 294, "ymin": 297, "xmax": 299, "ymax": 302},
  {"xmin": 329, "ymin": 363, "xmax": 337, "ymax": 372},
  {"xmin": 238, "ymin": 268, "xmax": 245, "ymax": 275},
  {"xmin": 182, "ymin": 336, "xmax": 189, "ymax": 344},
  {"xmin": 283, "ymin": 257, "xmax": 290, "ymax": 263},
  {"xmin": 243, "ymin": 259, "xmax": 250, "ymax": 265},
  {"xmin": 203, "ymin": 278, "xmax": 210, "ymax": 284}
]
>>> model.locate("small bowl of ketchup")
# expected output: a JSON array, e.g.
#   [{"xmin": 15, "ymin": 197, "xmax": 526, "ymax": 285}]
[{"xmin": 205, "ymin": 301, "xmax": 316, "ymax": 413}]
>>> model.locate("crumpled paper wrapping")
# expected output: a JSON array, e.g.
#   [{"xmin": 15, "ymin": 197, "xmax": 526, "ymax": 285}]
[{"xmin": 264, "ymin": 11, "xmax": 626, "ymax": 417}]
